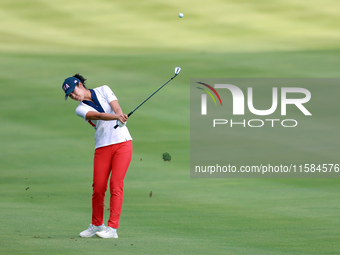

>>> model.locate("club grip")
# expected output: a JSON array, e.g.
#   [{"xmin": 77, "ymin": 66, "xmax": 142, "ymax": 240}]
[{"xmin": 114, "ymin": 111, "xmax": 133, "ymax": 129}]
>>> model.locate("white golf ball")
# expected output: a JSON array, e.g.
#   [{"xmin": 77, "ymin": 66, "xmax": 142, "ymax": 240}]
[{"xmin": 178, "ymin": 13, "xmax": 184, "ymax": 18}]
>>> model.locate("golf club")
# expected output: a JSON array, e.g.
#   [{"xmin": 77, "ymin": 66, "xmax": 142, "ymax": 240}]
[{"xmin": 114, "ymin": 67, "xmax": 181, "ymax": 129}]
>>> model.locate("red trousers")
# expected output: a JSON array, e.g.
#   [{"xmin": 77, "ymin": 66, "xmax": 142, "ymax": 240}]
[{"xmin": 92, "ymin": 140, "xmax": 132, "ymax": 229}]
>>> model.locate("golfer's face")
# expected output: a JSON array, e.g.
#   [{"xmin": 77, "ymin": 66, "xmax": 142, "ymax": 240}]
[{"xmin": 68, "ymin": 86, "xmax": 84, "ymax": 101}]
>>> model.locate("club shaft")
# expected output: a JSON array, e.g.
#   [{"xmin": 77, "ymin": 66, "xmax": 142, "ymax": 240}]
[
  {"xmin": 114, "ymin": 72, "xmax": 179, "ymax": 129},
  {"xmin": 128, "ymin": 74, "xmax": 177, "ymax": 117}
]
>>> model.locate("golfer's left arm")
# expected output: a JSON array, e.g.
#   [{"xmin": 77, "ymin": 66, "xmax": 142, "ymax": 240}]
[
  {"xmin": 110, "ymin": 100, "xmax": 123, "ymax": 115},
  {"xmin": 110, "ymin": 100, "xmax": 128, "ymax": 124}
]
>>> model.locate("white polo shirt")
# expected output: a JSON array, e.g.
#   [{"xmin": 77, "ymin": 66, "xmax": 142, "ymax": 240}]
[{"xmin": 75, "ymin": 85, "xmax": 132, "ymax": 149}]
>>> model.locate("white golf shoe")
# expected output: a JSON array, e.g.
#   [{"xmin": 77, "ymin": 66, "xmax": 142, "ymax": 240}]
[
  {"xmin": 79, "ymin": 224, "xmax": 105, "ymax": 238},
  {"xmin": 95, "ymin": 226, "xmax": 118, "ymax": 238}
]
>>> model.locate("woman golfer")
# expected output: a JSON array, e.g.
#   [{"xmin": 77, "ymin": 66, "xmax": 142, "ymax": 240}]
[{"xmin": 62, "ymin": 74, "xmax": 132, "ymax": 239}]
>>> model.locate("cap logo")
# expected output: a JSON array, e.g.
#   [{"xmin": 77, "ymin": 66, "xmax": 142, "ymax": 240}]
[
  {"xmin": 74, "ymin": 80, "xmax": 77, "ymax": 83},
  {"xmin": 62, "ymin": 83, "xmax": 70, "ymax": 92}
]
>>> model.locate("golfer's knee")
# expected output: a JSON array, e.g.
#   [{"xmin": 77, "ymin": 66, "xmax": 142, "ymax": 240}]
[
  {"xmin": 92, "ymin": 183, "xmax": 107, "ymax": 197},
  {"xmin": 110, "ymin": 182, "xmax": 124, "ymax": 196}
]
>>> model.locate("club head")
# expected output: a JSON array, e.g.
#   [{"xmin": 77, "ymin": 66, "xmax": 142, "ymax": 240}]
[{"xmin": 174, "ymin": 67, "xmax": 181, "ymax": 75}]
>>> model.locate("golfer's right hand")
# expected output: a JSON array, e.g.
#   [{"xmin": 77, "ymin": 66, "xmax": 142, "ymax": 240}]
[{"xmin": 117, "ymin": 114, "xmax": 128, "ymax": 124}]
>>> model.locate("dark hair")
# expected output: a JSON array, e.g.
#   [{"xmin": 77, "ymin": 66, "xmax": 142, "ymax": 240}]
[{"xmin": 73, "ymin": 73, "xmax": 87, "ymax": 89}]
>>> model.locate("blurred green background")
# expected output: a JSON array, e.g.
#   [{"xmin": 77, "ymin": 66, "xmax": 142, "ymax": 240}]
[{"xmin": 1, "ymin": 0, "xmax": 340, "ymax": 254}]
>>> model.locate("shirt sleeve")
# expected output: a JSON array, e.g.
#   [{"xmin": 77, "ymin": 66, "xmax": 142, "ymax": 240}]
[
  {"xmin": 103, "ymin": 85, "xmax": 118, "ymax": 103},
  {"xmin": 75, "ymin": 104, "xmax": 92, "ymax": 121}
]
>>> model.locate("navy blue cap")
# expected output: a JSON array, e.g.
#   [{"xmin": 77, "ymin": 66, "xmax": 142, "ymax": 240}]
[{"xmin": 62, "ymin": 77, "xmax": 80, "ymax": 100}]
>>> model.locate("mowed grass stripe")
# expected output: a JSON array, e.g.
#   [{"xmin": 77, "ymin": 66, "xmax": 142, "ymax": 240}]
[{"xmin": 0, "ymin": 0, "xmax": 340, "ymax": 53}]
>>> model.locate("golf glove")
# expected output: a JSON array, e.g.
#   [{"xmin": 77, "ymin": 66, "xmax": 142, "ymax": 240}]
[{"xmin": 116, "ymin": 120, "xmax": 127, "ymax": 128}]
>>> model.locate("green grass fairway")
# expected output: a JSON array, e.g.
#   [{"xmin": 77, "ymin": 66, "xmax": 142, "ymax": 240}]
[{"xmin": 1, "ymin": 1, "xmax": 340, "ymax": 254}]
